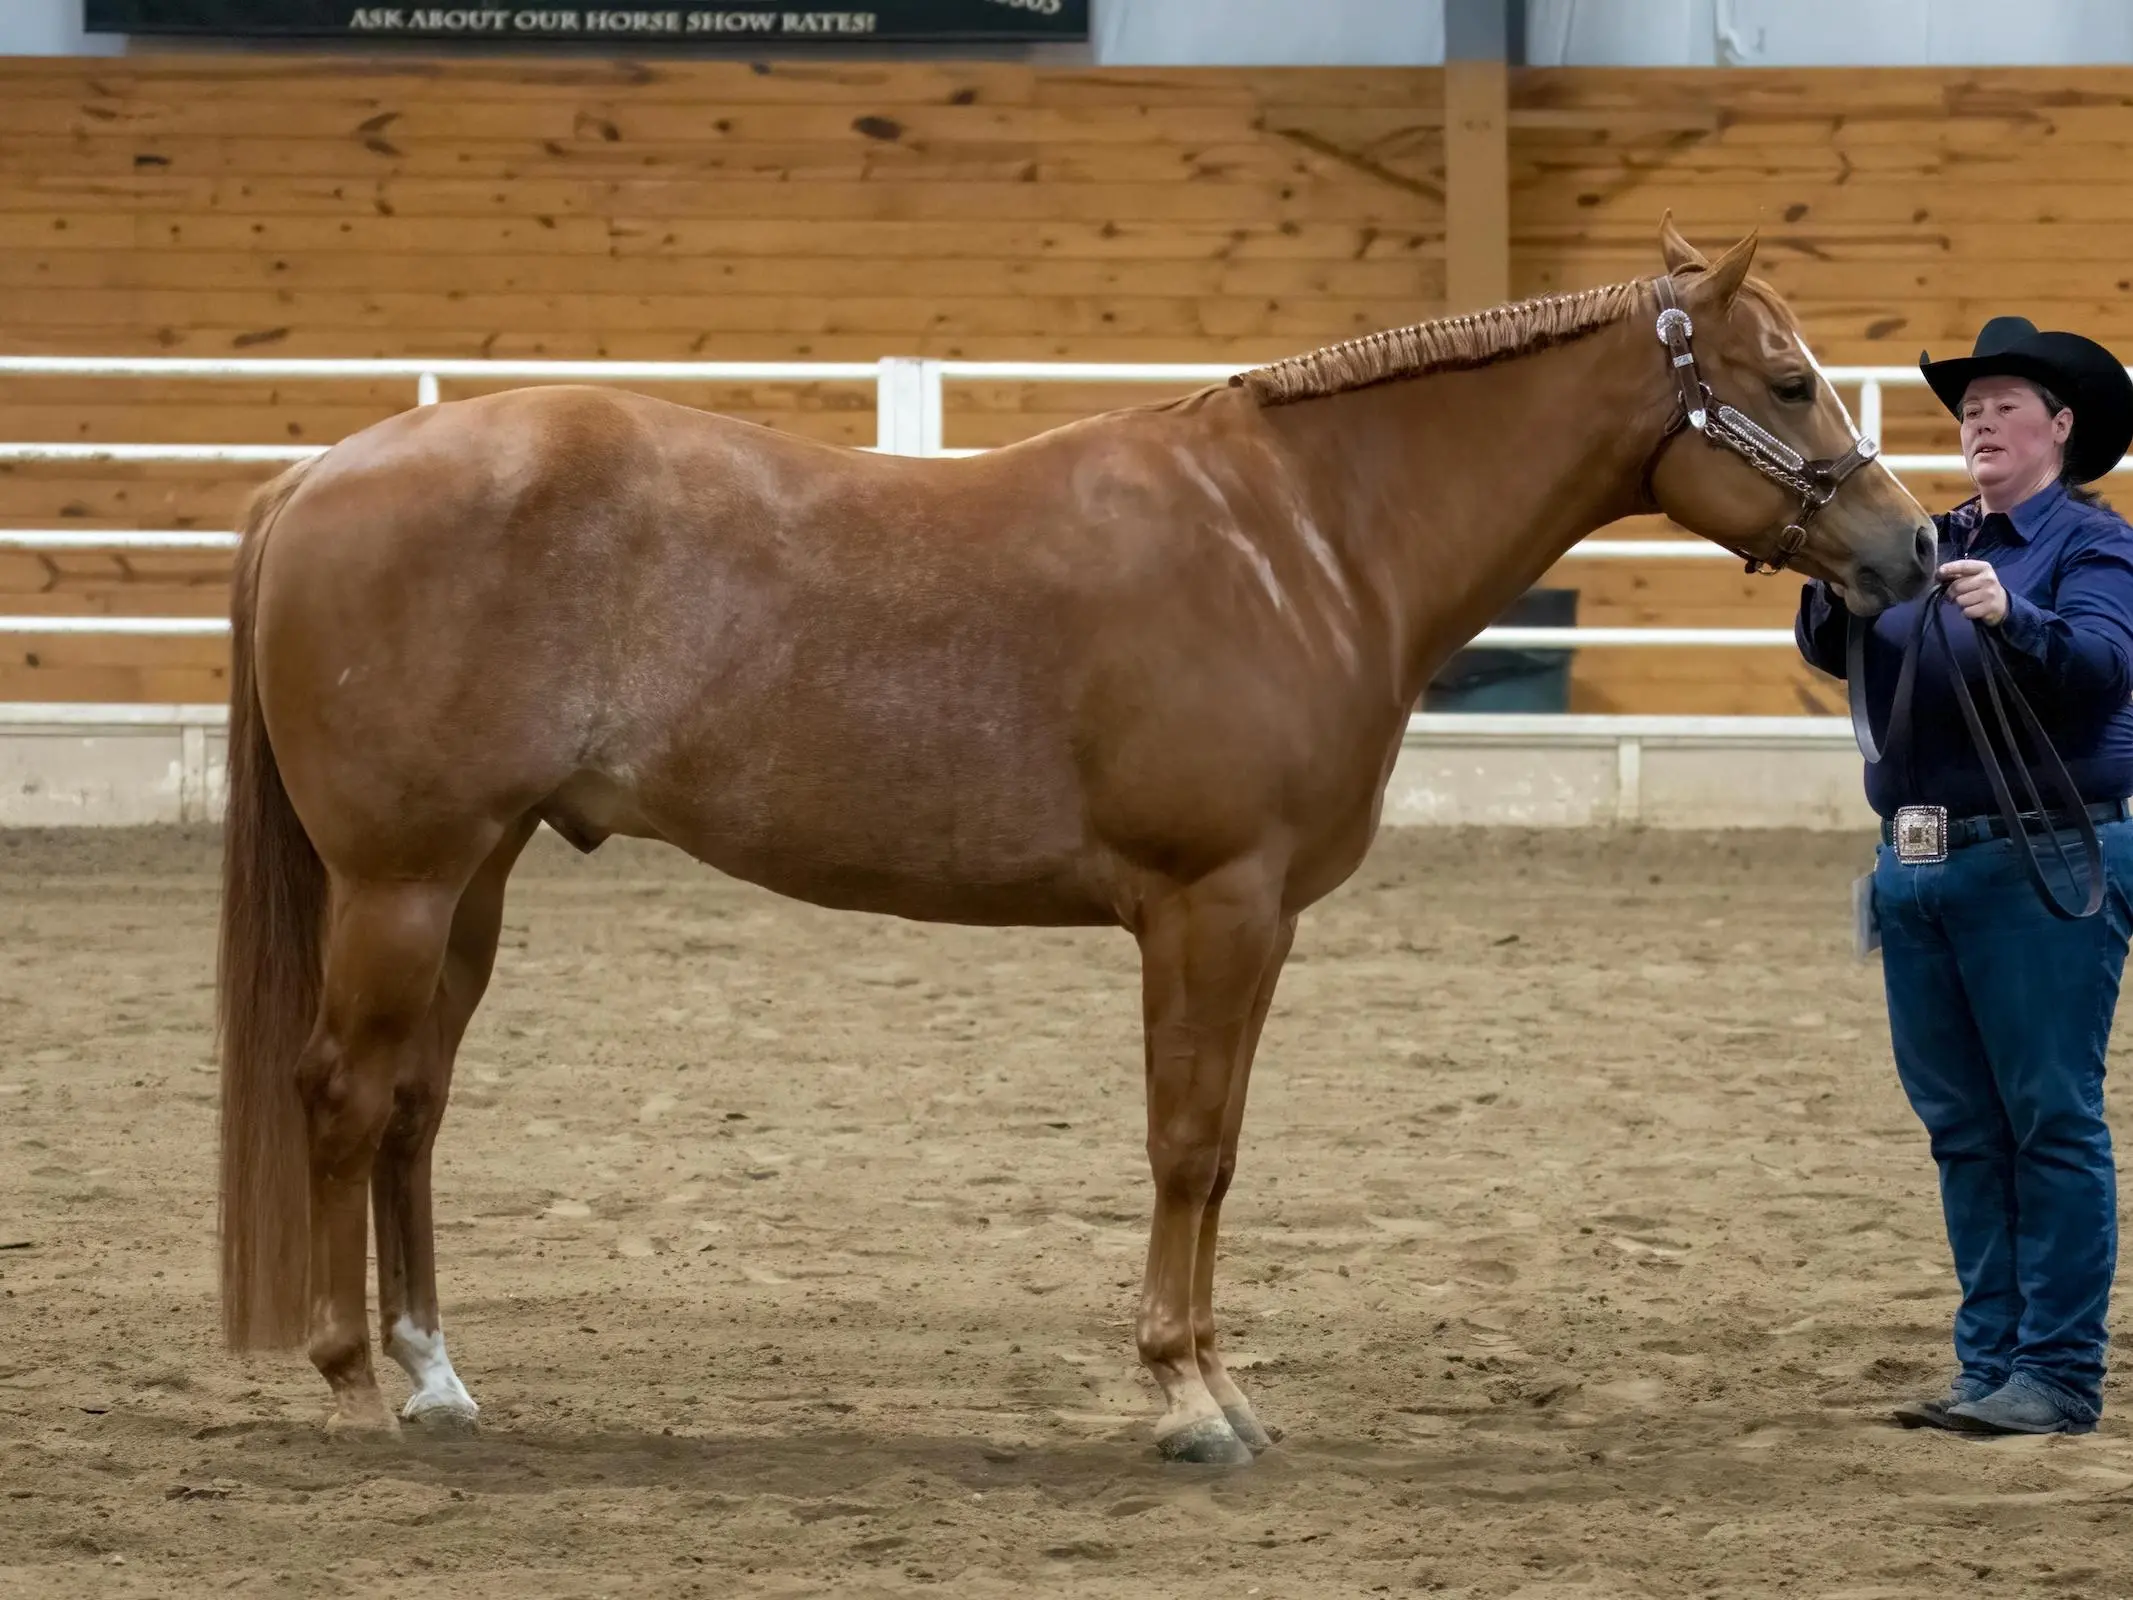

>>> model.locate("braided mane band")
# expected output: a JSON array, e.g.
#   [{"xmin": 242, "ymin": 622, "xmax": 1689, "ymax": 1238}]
[{"xmin": 1234, "ymin": 279, "xmax": 1652, "ymax": 406}]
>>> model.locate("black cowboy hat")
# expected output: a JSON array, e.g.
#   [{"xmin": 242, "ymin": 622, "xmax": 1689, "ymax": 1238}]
[{"xmin": 1920, "ymin": 317, "xmax": 2133, "ymax": 483}]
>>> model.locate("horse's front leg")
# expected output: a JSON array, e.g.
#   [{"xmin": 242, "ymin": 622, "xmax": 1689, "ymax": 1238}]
[
  {"xmin": 1190, "ymin": 913, "xmax": 1295, "ymax": 1453},
  {"xmin": 1132, "ymin": 864, "xmax": 1285, "ymax": 1465}
]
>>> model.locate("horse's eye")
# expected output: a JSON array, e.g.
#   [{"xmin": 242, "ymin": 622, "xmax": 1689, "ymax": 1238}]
[{"xmin": 1771, "ymin": 375, "xmax": 1816, "ymax": 406}]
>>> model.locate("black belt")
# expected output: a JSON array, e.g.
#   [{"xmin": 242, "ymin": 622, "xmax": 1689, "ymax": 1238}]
[{"xmin": 1879, "ymin": 797, "xmax": 2129, "ymax": 853}]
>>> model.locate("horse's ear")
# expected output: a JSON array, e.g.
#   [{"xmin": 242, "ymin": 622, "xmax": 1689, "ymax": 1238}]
[
  {"xmin": 1700, "ymin": 229, "xmax": 1759, "ymax": 308},
  {"xmin": 1659, "ymin": 211, "xmax": 1708, "ymax": 274}
]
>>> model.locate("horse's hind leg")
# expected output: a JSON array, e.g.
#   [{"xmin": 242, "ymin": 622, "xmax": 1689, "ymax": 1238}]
[
  {"xmin": 300, "ymin": 875, "xmax": 462, "ymax": 1429},
  {"xmin": 1191, "ymin": 913, "xmax": 1295, "ymax": 1453},
  {"xmin": 375, "ymin": 816, "xmax": 536, "ymax": 1431}
]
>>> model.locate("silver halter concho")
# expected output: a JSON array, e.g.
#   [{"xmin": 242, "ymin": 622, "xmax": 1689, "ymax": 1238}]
[{"xmin": 1651, "ymin": 276, "xmax": 1882, "ymax": 576}]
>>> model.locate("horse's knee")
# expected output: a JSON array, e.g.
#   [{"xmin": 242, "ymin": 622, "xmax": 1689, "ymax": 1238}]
[{"xmin": 1147, "ymin": 1125, "xmax": 1224, "ymax": 1205}]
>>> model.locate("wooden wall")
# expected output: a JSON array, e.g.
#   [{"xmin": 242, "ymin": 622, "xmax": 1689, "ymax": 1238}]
[
  {"xmin": 3, "ymin": 61, "xmax": 2129, "ymax": 714},
  {"xmin": 0, "ymin": 56, "xmax": 1439, "ymax": 703},
  {"xmin": 1516, "ymin": 69, "xmax": 2133, "ymax": 715}
]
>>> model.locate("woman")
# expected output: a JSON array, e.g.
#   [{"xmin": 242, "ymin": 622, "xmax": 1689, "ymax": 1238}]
[{"xmin": 1797, "ymin": 316, "xmax": 2133, "ymax": 1436}]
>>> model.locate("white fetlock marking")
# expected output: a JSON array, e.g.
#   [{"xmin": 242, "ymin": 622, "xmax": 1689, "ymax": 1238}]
[{"xmin": 388, "ymin": 1315, "xmax": 478, "ymax": 1420}]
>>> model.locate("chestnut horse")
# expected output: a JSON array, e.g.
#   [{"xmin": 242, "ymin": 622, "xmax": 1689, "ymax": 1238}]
[{"xmin": 217, "ymin": 222, "xmax": 1933, "ymax": 1464}]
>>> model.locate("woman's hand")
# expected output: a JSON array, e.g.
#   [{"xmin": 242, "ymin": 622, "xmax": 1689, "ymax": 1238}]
[{"xmin": 1939, "ymin": 558, "xmax": 2010, "ymax": 625}]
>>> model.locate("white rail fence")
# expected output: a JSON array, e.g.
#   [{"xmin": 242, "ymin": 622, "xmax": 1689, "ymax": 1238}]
[
  {"xmin": 2, "ymin": 354, "xmax": 1992, "ymax": 826},
  {"xmin": 0, "ymin": 701, "xmax": 1882, "ymax": 830},
  {"xmin": 1, "ymin": 355, "xmax": 2117, "ymax": 648}
]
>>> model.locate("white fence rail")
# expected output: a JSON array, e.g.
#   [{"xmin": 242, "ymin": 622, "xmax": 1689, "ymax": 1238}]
[
  {"xmin": 2, "ymin": 354, "xmax": 2115, "ymax": 648},
  {"xmin": 0, "ymin": 701, "xmax": 1879, "ymax": 830}
]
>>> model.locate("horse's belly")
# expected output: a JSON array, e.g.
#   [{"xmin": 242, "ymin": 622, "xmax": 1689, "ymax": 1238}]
[
  {"xmin": 683, "ymin": 822, "xmax": 1113, "ymax": 927},
  {"xmin": 697, "ymin": 844, "xmax": 1113, "ymax": 927},
  {"xmin": 568, "ymin": 751, "xmax": 1113, "ymax": 927}
]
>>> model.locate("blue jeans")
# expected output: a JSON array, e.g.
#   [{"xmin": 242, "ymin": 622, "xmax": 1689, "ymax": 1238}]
[{"xmin": 1874, "ymin": 820, "xmax": 2133, "ymax": 1421}]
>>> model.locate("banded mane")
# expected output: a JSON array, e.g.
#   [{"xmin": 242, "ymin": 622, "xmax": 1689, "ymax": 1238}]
[{"xmin": 1234, "ymin": 278, "xmax": 1654, "ymax": 407}]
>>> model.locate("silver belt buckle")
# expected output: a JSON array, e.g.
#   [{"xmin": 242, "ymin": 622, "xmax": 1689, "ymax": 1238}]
[{"xmin": 1893, "ymin": 804, "xmax": 1949, "ymax": 864}]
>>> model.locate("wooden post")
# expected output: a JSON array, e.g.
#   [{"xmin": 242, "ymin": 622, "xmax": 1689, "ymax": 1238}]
[{"xmin": 1444, "ymin": 0, "xmax": 1512, "ymax": 314}]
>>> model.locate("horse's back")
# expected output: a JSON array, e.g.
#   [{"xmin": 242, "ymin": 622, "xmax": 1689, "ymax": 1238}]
[{"xmin": 254, "ymin": 386, "xmax": 1124, "ymax": 912}]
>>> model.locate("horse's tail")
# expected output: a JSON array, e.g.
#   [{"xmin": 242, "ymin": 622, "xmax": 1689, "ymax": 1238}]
[{"xmin": 217, "ymin": 457, "xmax": 324, "ymax": 1351}]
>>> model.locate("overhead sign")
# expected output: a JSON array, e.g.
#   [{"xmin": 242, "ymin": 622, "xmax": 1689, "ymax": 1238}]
[{"xmin": 84, "ymin": 1, "xmax": 1088, "ymax": 43}]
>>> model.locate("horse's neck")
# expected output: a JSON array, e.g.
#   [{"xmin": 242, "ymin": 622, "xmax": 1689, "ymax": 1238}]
[{"xmin": 1275, "ymin": 316, "xmax": 1670, "ymax": 707}]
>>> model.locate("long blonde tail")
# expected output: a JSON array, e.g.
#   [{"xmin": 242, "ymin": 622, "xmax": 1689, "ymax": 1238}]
[{"xmin": 216, "ymin": 460, "xmax": 324, "ymax": 1350}]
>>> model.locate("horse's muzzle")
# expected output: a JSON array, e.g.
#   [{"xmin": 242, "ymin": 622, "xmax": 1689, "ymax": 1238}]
[{"xmin": 1847, "ymin": 523, "xmax": 1938, "ymax": 614}]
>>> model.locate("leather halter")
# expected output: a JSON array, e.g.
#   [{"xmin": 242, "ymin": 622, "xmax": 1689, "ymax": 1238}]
[{"xmin": 1647, "ymin": 275, "xmax": 1883, "ymax": 575}]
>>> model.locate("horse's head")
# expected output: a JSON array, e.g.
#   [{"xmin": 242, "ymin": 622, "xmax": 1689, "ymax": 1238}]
[{"xmin": 1643, "ymin": 217, "xmax": 1936, "ymax": 613}]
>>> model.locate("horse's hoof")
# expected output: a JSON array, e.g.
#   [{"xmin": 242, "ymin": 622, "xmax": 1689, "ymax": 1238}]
[
  {"xmin": 1223, "ymin": 1405, "xmax": 1281, "ymax": 1453},
  {"xmin": 402, "ymin": 1397, "xmax": 480, "ymax": 1436},
  {"xmin": 1156, "ymin": 1416, "xmax": 1254, "ymax": 1466},
  {"xmin": 325, "ymin": 1394, "xmax": 397, "ymax": 1434}
]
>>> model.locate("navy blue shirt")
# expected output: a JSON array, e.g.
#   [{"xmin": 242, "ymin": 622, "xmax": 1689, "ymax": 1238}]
[{"xmin": 1796, "ymin": 480, "xmax": 2133, "ymax": 819}]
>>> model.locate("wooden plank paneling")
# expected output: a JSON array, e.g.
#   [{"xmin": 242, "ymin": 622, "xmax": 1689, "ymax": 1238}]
[
  {"xmin": 0, "ymin": 99, "xmax": 1435, "ymax": 145},
  {"xmin": 0, "ymin": 289, "xmax": 1427, "ymax": 342},
  {"xmin": 0, "ymin": 631, "xmax": 229, "ymax": 705},
  {"xmin": 1444, "ymin": 59, "xmax": 1509, "ymax": 312},
  {"xmin": 6, "ymin": 58, "xmax": 2123, "ymax": 714},
  {"xmin": 0, "ymin": 249, "xmax": 1439, "ymax": 299},
  {"xmin": 0, "ymin": 578, "xmax": 226, "ymax": 714},
  {"xmin": 0, "ymin": 145, "xmax": 1419, "ymax": 194},
  {"xmin": 0, "ymin": 59, "xmax": 1441, "ymax": 107},
  {"xmin": 0, "ymin": 58, "xmax": 1437, "ymax": 701},
  {"xmin": 0, "ymin": 464, "xmax": 281, "ymax": 529},
  {"xmin": 0, "ymin": 214, "xmax": 1434, "ymax": 263},
  {"xmin": 1512, "ymin": 66, "xmax": 2133, "ymax": 715}
]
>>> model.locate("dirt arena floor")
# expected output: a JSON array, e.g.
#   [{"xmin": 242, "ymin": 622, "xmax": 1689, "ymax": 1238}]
[{"xmin": 4, "ymin": 824, "xmax": 2133, "ymax": 1599}]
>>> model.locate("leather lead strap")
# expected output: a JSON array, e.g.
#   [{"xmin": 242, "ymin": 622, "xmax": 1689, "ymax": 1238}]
[{"xmin": 1848, "ymin": 592, "xmax": 2105, "ymax": 920}]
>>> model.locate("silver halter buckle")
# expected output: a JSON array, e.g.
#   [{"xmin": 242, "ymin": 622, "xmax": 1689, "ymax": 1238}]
[{"xmin": 1654, "ymin": 305, "xmax": 1706, "ymax": 430}]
